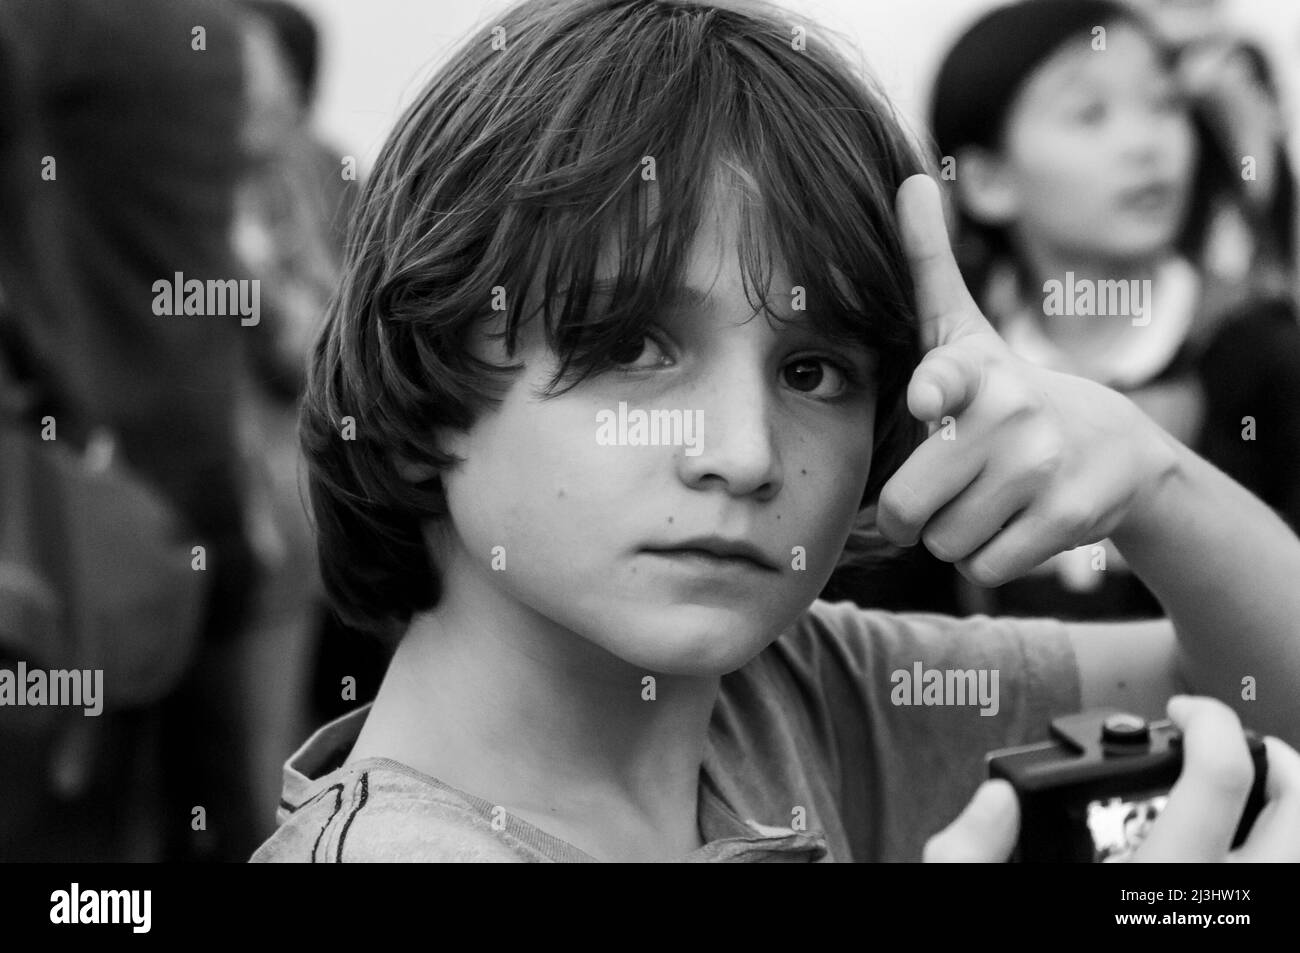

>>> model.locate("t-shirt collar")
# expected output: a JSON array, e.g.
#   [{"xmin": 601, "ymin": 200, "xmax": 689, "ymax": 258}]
[{"xmin": 277, "ymin": 704, "xmax": 828, "ymax": 862}]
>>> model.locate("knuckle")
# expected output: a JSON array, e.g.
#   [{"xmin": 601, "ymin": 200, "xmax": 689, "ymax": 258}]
[
  {"xmin": 1023, "ymin": 452, "xmax": 1064, "ymax": 487},
  {"xmin": 1047, "ymin": 499, "xmax": 1093, "ymax": 540},
  {"xmin": 1026, "ymin": 429, "xmax": 1068, "ymax": 475},
  {"xmin": 1042, "ymin": 518, "xmax": 1086, "ymax": 553},
  {"xmin": 918, "ymin": 352, "xmax": 960, "ymax": 390},
  {"xmin": 999, "ymin": 382, "xmax": 1045, "ymax": 423}
]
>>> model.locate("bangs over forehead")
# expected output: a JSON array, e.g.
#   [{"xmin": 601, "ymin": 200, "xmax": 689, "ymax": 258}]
[
  {"xmin": 518, "ymin": 1, "xmax": 923, "ymax": 391},
  {"xmin": 364, "ymin": 0, "xmax": 925, "ymax": 401}
]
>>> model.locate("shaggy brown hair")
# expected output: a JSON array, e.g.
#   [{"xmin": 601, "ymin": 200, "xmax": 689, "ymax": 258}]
[{"xmin": 302, "ymin": 0, "xmax": 930, "ymax": 639}]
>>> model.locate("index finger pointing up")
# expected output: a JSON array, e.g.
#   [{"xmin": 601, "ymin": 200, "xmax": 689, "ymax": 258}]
[{"xmin": 896, "ymin": 174, "xmax": 990, "ymax": 349}]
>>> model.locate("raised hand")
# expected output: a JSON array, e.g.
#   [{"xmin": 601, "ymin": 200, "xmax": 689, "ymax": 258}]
[{"xmin": 877, "ymin": 175, "xmax": 1180, "ymax": 587}]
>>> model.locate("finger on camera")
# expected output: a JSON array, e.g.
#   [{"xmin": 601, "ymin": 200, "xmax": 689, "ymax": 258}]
[
  {"xmin": 1132, "ymin": 696, "xmax": 1254, "ymax": 862},
  {"xmin": 1229, "ymin": 736, "xmax": 1300, "ymax": 862},
  {"xmin": 922, "ymin": 779, "xmax": 1019, "ymax": 863}
]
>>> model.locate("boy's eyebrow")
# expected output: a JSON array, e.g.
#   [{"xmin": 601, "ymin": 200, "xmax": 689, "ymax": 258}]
[
  {"xmin": 587, "ymin": 280, "xmax": 716, "ymax": 311},
  {"xmin": 657, "ymin": 283, "xmax": 813, "ymax": 319},
  {"xmin": 593, "ymin": 279, "xmax": 837, "ymax": 327},
  {"xmin": 588, "ymin": 278, "xmax": 875, "ymax": 359}
]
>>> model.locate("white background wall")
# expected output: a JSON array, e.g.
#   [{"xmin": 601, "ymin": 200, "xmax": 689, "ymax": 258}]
[{"xmin": 288, "ymin": 0, "xmax": 1300, "ymax": 172}]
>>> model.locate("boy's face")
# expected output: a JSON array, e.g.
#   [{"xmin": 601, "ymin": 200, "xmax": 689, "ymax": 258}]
[
  {"xmin": 435, "ymin": 185, "xmax": 878, "ymax": 677},
  {"xmin": 996, "ymin": 22, "xmax": 1196, "ymax": 265}
]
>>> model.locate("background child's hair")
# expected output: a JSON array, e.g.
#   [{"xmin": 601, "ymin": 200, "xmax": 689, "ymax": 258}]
[
  {"xmin": 301, "ymin": 0, "xmax": 929, "ymax": 640},
  {"xmin": 929, "ymin": 0, "xmax": 1237, "ymax": 302}
]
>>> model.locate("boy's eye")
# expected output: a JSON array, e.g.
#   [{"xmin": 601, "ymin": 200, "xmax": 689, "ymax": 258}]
[
  {"xmin": 610, "ymin": 332, "xmax": 672, "ymax": 369},
  {"xmin": 782, "ymin": 357, "xmax": 849, "ymax": 398}
]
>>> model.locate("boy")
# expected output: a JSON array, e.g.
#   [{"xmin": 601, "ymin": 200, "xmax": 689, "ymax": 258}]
[{"xmin": 252, "ymin": 0, "xmax": 1300, "ymax": 862}]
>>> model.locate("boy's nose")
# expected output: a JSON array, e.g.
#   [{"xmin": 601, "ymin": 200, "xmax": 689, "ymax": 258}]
[{"xmin": 676, "ymin": 374, "xmax": 783, "ymax": 501}]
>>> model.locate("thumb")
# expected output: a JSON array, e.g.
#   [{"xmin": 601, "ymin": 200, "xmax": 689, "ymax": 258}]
[
  {"xmin": 923, "ymin": 779, "xmax": 1020, "ymax": 862},
  {"xmin": 907, "ymin": 344, "xmax": 985, "ymax": 422}
]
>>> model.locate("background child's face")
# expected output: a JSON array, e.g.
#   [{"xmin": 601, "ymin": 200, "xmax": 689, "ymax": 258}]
[
  {"xmin": 435, "ymin": 187, "xmax": 878, "ymax": 677},
  {"xmin": 994, "ymin": 22, "xmax": 1197, "ymax": 265}
]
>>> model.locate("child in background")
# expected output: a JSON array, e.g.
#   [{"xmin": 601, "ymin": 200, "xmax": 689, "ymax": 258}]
[
  {"xmin": 930, "ymin": 0, "xmax": 1300, "ymax": 621},
  {"xmin": 252, "ymin": 0, "xmax": 1300, "ymax": 863},
  {"xmin": 1127, "ymin": 0, "xmax": 1297, "ymax": 291}
]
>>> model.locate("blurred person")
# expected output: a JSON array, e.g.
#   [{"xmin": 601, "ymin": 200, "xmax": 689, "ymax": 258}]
[
  {"xmin": 236, "ymin": 0, "xmax": 390, "ymax": 733},
  {"xmin": 0, "ymin": 10, "xmax": 156, "ymax": 863},
  {"xmin": 226, "ymin": 5, "xmax": 372, "ymax": 835},
  {"xmin": 235, "ymin": 0, "xmax": 359, "ymax": 397},
  {"xmin": 929, "ymin": 0, "xmax": 1300, "ymax": 621},
  {"xmin": 238, "ymin": 0, "xmax": 358, "ymax": 257},
  {"xmin": 233, "ymin": 1, "xmax": 389, "ymax": 733},
  {"xmin": 1124, "ymin": 0, "xmax": 1223, "ymax": 49},
  {"xmin": 1183, "ymin": 40, "xmax": 1297, "ymax": 293},
  {"xmin": 1126, "ymin": 0, "xmax": 1298, "ymax": 292},
  {"xmin": 2, "ymin": 0, "xmax": 264, "ymax": 861}
]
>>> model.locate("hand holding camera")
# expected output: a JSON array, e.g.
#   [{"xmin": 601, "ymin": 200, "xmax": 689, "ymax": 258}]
[{"xmin": 925, "ymin": 695, "xmax": 1300, "ymax": 862}]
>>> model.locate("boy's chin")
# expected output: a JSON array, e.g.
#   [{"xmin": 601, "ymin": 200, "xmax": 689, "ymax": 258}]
[{"xmin": 593, "ymin": 603, "xmax": 793, "ymax": 678}]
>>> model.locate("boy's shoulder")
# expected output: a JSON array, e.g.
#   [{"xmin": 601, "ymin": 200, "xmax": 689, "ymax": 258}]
[
  {"xmin": 250, "ymin": 707, "xmax": 578, "ymax": 863},
  {"xmin": 767, "ymin": 596, "xmax": 1072, "ymax": 671},
  {"xmin": 250, "ymin": 760, "xmax": 531, "ymax": 863},
  {"xmin": 762, "ymin": 597, "xmax": 1079, "ymax": 725},
  {"xmin": 713, "ymin": 598, "xmax": 1080, "ymax": 861}
]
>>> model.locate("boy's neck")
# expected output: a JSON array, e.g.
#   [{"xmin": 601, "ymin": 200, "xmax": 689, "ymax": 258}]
[{"xmin": 345, "ymin": 551, "xmax": 720, "ymax": 862}]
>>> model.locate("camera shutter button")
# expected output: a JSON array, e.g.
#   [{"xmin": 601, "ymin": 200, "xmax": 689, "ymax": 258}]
[{"xmin": 1102, "ymin": 713, "xmax": 1151, "ymax": 744}]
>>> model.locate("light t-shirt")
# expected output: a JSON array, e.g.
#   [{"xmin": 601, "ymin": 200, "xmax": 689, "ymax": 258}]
[{"xmin": 250, "ymin": 599, "xmax": 1081, "ymax": 862}]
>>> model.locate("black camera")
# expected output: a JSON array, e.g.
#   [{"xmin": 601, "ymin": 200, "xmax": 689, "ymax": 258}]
[{"xmin": 986, "ymin": 709, "xmax": 1268, "ymax": 862}]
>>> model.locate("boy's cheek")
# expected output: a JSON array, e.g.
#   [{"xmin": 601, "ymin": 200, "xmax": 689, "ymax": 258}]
[{"xmin": 779, "ymin": 488, "xmax": 862, "ymax": 585}]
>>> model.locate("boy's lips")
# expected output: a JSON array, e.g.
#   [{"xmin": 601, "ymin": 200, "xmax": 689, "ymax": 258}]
[{"xmin": 640, "ymin": 535, "xmax": 780, "ymax": 572}]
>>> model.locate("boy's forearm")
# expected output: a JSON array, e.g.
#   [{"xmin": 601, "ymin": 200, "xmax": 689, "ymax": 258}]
[{"xmin": 1110, "ymin": 432, "xmax": 1300, "ymax": 745}]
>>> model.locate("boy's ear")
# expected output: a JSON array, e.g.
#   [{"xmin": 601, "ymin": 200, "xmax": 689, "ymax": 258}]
[{"xmin": 952, "ymin": 146, "xmax": 1020, "ymax": 227}]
